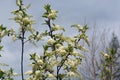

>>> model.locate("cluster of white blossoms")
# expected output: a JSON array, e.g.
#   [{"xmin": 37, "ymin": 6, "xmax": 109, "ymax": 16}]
[
  {"xmin": 65, "ymin": 59, "xmax": 77, "ymax": 66},
  {"xmin": 72, "ymin": 51, "xmax": 84, "ymax": 57},
  {"xmin": 26, "ymin": 70, "xmax": 42, "ymax": 80},
  {"xmin": 35, "ymin": 54, "xmax": 43, "ymax": 65},
  {"xmin": 25, "ymin": 70, "xmax": 32, "ymax": 75},
  {"xmin": 67, "ymin": 71, "xmax": 78, "ymax": 77},
  {"xmin": 47, "ymin": 38, "xmax": 56, "ymax": 44},
  {"xmin": 13, "ymin": 11, "xmax": 34, "ymax": 27},
  {"xmin": 48, "ymin": 10, "xmax": 58, "ymax": 20},
  {"xmin": 56, "ymin": 46, "xmax": 67, "ymax": 55},
  {"xmin": 47, "ymin": 73, "xmax": 55, "ymax": 78},
  {"xmin": 57, "ymin": 35, "xmax": 75, "ymax": 44},
  {"xmin": 52, "ymin": 25, "xmax": 65, "ymax": 31},
  {"xmin": 12, "ymin": 0, "xmax": 35, "ymax": 33},
  {"xmin": 57, "ymin": 49, "xmax": 66, "ymax": 54},
  {"xmin": 37, "ymin": 59, "xmax": 43, "ymax": 65}
]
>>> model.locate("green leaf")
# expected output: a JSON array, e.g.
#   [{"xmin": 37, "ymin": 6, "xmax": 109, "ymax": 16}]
[
  {"xmin": 0, "ymin": 69, "xmax": 4, "ymax": 78},
  {"xmin": 68, "ymin": 44, "xmax": 73, "ymax": 52},
  {"xmin": 76, "ymin": 44, "xmax": 87, "ymax": 52},
  {"xmin": 42, "ymin": 13, "xmax": 49, "ymax": 18},
  {"xmin": 0, "ymin": 46, "xmax": 3, "ymax": 51},
  {"xmin": 43, "ymin": 45, "xmax": 49, "ymax": 51},
  {"xmin": 71, "ymin": 24, "xmax": 83, "ymax": 32},
  {"xmin": 84, "ymin": 35, "xmax": 90, "ymax": 46},
  {"xmin": 83, "ymin": 25, "xmax": 89, "ymax": 31},
  {"xmin": 30, "ymin": 53, "xmax": 36, "ymax": 60},
  {"xmin": 110, "ymin": 48, "xmax": 116, "ymax": 55},
  {"xmin": 26, "ymin": 4, "xmax": 31, "ymax": 9},
  {"xmin": 0, "ymin": 24, "xmax": 6, "ymax": 30},
  {"xmin": 44, "ymin": 4, "xmax": 51, "ymax": 13}
]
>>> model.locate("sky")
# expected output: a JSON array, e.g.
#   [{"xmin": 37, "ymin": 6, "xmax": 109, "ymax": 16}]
[{"xmin": 0, "ymin": 0, "xmax": 120, "ymax": 79}]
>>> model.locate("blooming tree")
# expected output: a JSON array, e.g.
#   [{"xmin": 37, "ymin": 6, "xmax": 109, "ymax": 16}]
[{"xmin": 26, "ymin": 4, "xmax": 90, "ymax": 80}]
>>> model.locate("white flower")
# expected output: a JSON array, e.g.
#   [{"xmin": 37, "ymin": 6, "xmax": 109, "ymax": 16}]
[
  {"xmin": 56, "ymin": 44, "xmax": 62, "ymax": 48},
  {"xmin": 63, "ymin": 37, "xmax": 72, "ymax": 44},
  {"xmin": 67, "ymin": 59, "xmax": 75, "ymax": 66},
  {"xmin": 13, "ymin": 72, "xmax": 19, "ymax": 76},
  {"xmin": 35, "ymin": 70, "xmax": 42, "ymax": 79},
  {"xmin": 47, "ymin": 38, "xmax": 56, "ymax": 44},
  {"xmin": 71, "ymin": 24, "xmax": 83, "ymax": 31},
  {"xmin": 67, "ymin": 71, "xmax": 76, "ymax": 77},
  {"xmin": 104, "ymin": 53, "xmax": 109, "ymax": 58},
  {"xmin": 53, "ymin": 25, "xmax": 65, "ymax": 31},
  {"xmin": 48, "ymin": 10, "xmax": 57, "ymax": 19},
  {"xmin": 32, "ymin": 64, "xmax": 38, "ymax": 71},
  {"xmin": 16, "ymin": 0, "xmax": 21, "ymax": 6},
  {"xmin": 47, "ymin": 73, "xmax": 55, "ymax": 78},
  {"xmin": 12, "ymin": 35, "xmax": 16, "ymax": 41},
  {"xmin": 37, "ymin": 59, "xmax": 43, "ymax": 64},
  {"xmin": 56, "ymin": 48, "xmax": 66, "ymax": 54},
  {"xmin": 59, "ymin": 46, "xmax": 66, "ymax": 50},
  {"xmin": 72, "ymin": 51, "xmax": 84, "ymax": 57},
  {"xmin": 35, "ymin": 70, "xmax": 41, "ymax": 76},
  {"xmin": 25, "ymin": 70, "xmax": 32, "ymax": 75},
  {"xmin": 56, "ymin": 45, "xmax": 67, "ymax": 55},
  {"xmin": 18, "ymin": 11, "xmax": 23, "ymax": 15},
  {"xmin": 22, "ymin": 17, "xmax": 30, "ymax": 24},
  {"xmin": 35, "ymin": 54, "xmax": 40, "ymax": 60},
  {"xmin": 59, "ymin": 49, "xmax": 66, "ymax": 54}
]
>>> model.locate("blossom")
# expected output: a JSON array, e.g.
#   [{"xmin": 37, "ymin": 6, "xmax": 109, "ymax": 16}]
[
  {"xmin": 52, "ymin": 25, "xmax": 65, "ymax": 31},
  {"xmin": 59, "ymin": 46, "xmax": 66, "ymax": 50},
  {"xmin": 35, "ymin": 70, "xmax": 42, "ymax": 79},
  {"xmin": 35, "ymin": 54, "xmax": 40, "ymax": 60},
  {"xmin": 22, "ymin": 17, "xmax": 30, "ymax": 24},
  {"xmin": 37, "ymin": 59, "xmax": 43, "ymax": 64},
  {"xmin": 12, "ymin": 34, "xmax": 17, "ymax": 41},
  {"xmin": 67, "ymin": 71, "xmax": 76, "ymax": 77},
  {"xmin": 32, "ymin": 64, "xmax": 38, "ymax": 71},
  {"xmin": 47, "ymin": 73, "xmax": 55, "ymax": 78},
  {"xmin": 104, "ymin": 53, "xmax": 109, "ymax": 58},
  {"xmin": 35, "ymin": 70, "xmax": 41, "ymax": 76},
  {"xmin": 56, "ymin": 43, "xmax": 62, "ymax": 48},
  {"xmin": 72, "ymin": 51, "xmax": 84, "ymax": 57},
  {"xmin": 59, "ymin": 49, "xmax": 66, "ymax": 54},
  {"xmin": 66, "ymin": 59, "xmax": 77, "ymax": 66},
  {"xmin": 18, "ymin": 11, "xmax": 23, "ymax": 16},
  {"xmin": 71, "ymin": 24, "xmax": 83, "ymax": 31},
  {"xmin": 47, "ymin": 38, "xmax": 56, "ymax": 44},
  {"xmin": 25, "ymin": 70, "xmax": 32, "ymax": 75},
  {"xmin": 48, "ymin": 10, "xmax": 57, "ymax": 20},
  {"xmin": 56, "ymin": 49, "xmax": 66, "ymax": 54},
  {"xmin": 16, "ymin": 0, "xmax": 21, "ymax": 6}
]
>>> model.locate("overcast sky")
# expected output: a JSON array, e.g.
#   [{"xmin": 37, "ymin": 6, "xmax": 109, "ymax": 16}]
[{"xmin": 0, "ymin": 0, "xmax": 120, "ymax": 79}]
